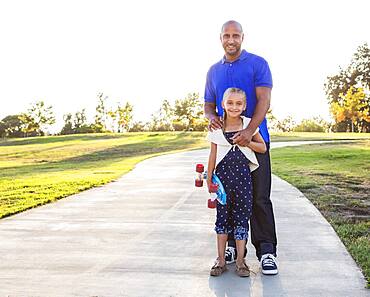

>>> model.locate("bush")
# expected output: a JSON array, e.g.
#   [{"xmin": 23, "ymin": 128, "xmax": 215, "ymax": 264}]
[
  {"xmin": 191, "ymin": 118, "xmax": 208, "ymax": 131},
  {"xmin": 293, "ymin": 118, "xmax": 329, "ymax": 132},
  {"xmin": 172, "ymin": 120, "xmax": 187, "ymax": 131},
  {"xmin": 129, "ymin": 121, "xmax": 147, "ymax": 132}
]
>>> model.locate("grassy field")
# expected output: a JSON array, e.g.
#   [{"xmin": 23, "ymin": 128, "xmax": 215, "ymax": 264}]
[
  {"xmin": 0, "ymin": 132, "xmax": 208, "ymax": 218},
  {"xmin": 271, "ymin": 140, "xmax": 370, "ymax": 287},
  {"xmin": 1, "ymin": 131, "xmax": 368, "ymax": 219}
]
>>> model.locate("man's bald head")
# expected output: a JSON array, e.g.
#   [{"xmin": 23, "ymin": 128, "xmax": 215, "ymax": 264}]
[{"xmin": 221, "ymin": 20, "xmax": 243, "ymax": 33}]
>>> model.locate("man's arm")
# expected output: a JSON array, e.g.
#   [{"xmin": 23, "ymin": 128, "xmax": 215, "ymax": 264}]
[
  {"xmin": 232, "ymin": 87, "xmax": 271, "ymax": 146},
  {"xmin": 204, "ymin": 67, "xmax": 223, "ymax": 131},
  {"xmin": 204, "ymin": 102, "xmax": 223, "ymax": 130},
  {"xmin": 245, "ymin": 87, "xmax": 271, "ymax": 135}
]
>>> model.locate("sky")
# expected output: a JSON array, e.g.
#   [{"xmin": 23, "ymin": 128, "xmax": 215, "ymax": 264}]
[{"xmin": 1, "ymin": 0, "xmax": 369, "ymax": 132}]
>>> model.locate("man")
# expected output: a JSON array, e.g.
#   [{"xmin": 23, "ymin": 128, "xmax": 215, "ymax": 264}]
[{"xmin": 204, "ymin": 20, "xmax": 278, "ymax": 275}]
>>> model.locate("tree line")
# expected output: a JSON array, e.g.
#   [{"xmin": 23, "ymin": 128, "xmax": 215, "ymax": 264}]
[
  {"xmin": 269, "ymin": 42, "xmax": 370, "ymax": 133},
  {"xmin": 266, "ymin": 112, "xmax": 330, "ymax": 133},
  {"xmin": 1, "ymin": 43, "xmax": 369, "ymax": 137},
  {"xmin": 0, "ymin": 93, "xmax": 209, "ymax": 138}
]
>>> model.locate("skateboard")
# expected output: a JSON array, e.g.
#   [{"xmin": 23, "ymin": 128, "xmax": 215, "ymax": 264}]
[{"xmin": 195, "ymin": 164, "xmax": 227, "ymax": 208}]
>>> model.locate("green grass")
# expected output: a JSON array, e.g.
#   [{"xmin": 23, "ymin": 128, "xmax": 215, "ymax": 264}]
[
  {"xmin": 271, "ymin": 141, "xmax": 370, "ymax": 287},
  {"xmin": 0, "ymin": 131, "xmax": 367, "ymax": 219},
  {"xmin": 0, "ymin": 132, "xmax": 208, "ymax": 218}
]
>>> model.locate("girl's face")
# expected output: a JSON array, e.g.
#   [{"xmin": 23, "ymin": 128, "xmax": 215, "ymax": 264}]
[{"xmin": 222, "ymin": 93, "xmax": 246, "ymax": 118}]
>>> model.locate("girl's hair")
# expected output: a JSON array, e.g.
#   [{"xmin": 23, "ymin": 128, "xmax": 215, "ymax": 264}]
[{"xmin": 222, "ymin": 87, "xmax": 247, "ymax": 130}]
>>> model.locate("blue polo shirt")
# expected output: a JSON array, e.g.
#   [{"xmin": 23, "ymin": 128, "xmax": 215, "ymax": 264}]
[{"xmin": 204, "ymin": 49, "xmax": 273, "ymax": 143}]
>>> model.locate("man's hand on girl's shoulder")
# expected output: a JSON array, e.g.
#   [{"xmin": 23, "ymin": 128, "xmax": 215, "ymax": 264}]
[
  {"xmin": 208, "ymin": 117, "xmax": 223, "ymax": 131},
  {"xmin": 231, "ymin": 128, "xmax": 253, "ymax": 146}
]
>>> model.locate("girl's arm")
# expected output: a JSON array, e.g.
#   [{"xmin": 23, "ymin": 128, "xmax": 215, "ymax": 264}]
[
  {"xmin": 207, "ymin": 142, "xmax": 217, "ymax": 192},
  {"xmin": 247, "ymin": 132, "xmax": 267, "ymax": 153}
]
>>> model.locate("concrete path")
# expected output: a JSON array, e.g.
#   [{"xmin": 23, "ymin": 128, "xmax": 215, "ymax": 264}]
[{"xmin": 0, "ymin": 143, "xmax": 368, "ymax": 296}]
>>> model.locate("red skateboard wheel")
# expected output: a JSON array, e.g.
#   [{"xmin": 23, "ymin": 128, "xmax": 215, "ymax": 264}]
[
  {"xmin": 208, "ymin": 199, "xmax": 216, "ymax": 209},
  {"xmin": 196, "ymin": 164, "xmax": 204, "ymax": 173},
  {"xmin": 195, "ymin": 179, "xmax": 203, "ymax": 187}
]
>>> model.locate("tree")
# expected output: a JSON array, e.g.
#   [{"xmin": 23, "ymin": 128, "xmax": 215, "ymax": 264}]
[
  {"xmin": 129, "ymin": 121, "xmax": 147, "ymax": 132},
  {"xmin": 0, "ymin": 120, "xmax": 5, "ymax": 138},
  {"xmin": 60, "ymin": 109, "xmax": 93, "ymax": 135},
  {"xmin": 116, "ymin": 102, "xmax": 133, "ymax": 132},
  {"xmin": 149, "ymin": 99, "xmax": 175, "ymax": 131},
  {"xmin": 107, "ymin": 109, "xmax": 118, "ymax": 132},
  {"xmin": 275, "ymin": 116, "xmax": 296, "ymax": 132},
  {"xmin": 0, "ymin": 115, "xmax": 28, "ymax": 138},
  {"xmin": 330, "ymin": 87, "xmax": 370, "ymax": 132},
  {"xmin": 73, "ymin": 109, "xmax": 89, "ymax": 133},
  {"xmin": 173, "ymin": 93, "xmax": 208, "ymax": 131},
  {"xmin": 330, "ymin": 86, "xmax": 370, "ymax": 132},
  {"xmin": 159, "ymin": 99, "xmax": 175, "ymax": 130},
  {"xmin": 61, "ymin": 113, "xmax": 74, "ymax": 135},
  {"xmin": 266, "ymin": 109, "xmax": 279, "ymax": 132},
  {"xmin": 18, "ymin": 113, "xmax": 39, "ymax": 136},
  {"xmin": 94, "ymin": 93, "xmax": 108, "ymax": 132},
  {"xmin": 325, "ymin": 43, "xmax": 370, "ymax": 132},
  {"xmin": 19, "ymin": 101, "xmax": 55, "ymax": 136}
]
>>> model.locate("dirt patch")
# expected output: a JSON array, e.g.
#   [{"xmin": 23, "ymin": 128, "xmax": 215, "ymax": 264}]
[{"xmin": 301, "ymin": 174, "xmax": 369, "ymax": 223}]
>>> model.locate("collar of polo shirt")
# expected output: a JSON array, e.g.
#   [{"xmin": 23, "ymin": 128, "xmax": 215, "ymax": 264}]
[{"xmin": 222, "ymin": 49, "xmax": 249, "ymax": 64}]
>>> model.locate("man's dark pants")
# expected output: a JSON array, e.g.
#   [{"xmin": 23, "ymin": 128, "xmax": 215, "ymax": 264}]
[{"xmin": 228, "ymin": 143, "xmax": 277, "ymax": 260}]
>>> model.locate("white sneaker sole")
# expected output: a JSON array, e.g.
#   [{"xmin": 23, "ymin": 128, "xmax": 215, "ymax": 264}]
[{"xmin": 262, "ymin": 269, "xmax": 278, "ymax": 275}]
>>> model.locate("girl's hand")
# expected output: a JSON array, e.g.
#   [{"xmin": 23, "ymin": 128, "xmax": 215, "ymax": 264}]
[{"xmin": 206, "ymin": 179, "xmax": 213, "ymax": 193}]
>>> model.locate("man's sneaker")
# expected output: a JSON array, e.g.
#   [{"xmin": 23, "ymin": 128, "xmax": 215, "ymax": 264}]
[
  {"xmin": 225, "ymin": 246, "xmax": 237, "ymax": 264},
  {"xmin": 261, "ymin": 253, "xmax": 278, "ymax": 275}
]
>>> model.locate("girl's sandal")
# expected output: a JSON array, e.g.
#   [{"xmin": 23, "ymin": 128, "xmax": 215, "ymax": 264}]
[
  {"xmin": 235, "ymin": 261, "xmax": 250, "ymax": 277},
  {"xmin": 210, "ymin": 262, "xmax": 227, "ymax": 276}
]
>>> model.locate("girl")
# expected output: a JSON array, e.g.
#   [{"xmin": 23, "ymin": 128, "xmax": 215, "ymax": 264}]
[{"xmin": 206, "ymin": 87, "xmax": 266, "ymax": 277}]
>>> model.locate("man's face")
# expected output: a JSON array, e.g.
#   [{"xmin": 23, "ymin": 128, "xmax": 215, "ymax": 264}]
[{"xmin": 220, "ymin": 23, "xmax": 244, "ymax": 57}]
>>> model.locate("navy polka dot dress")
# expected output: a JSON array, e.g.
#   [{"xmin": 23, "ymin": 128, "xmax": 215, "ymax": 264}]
[{"xmin": 214, "ymin": 131, "xmax": 253, "ymax": 241}]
